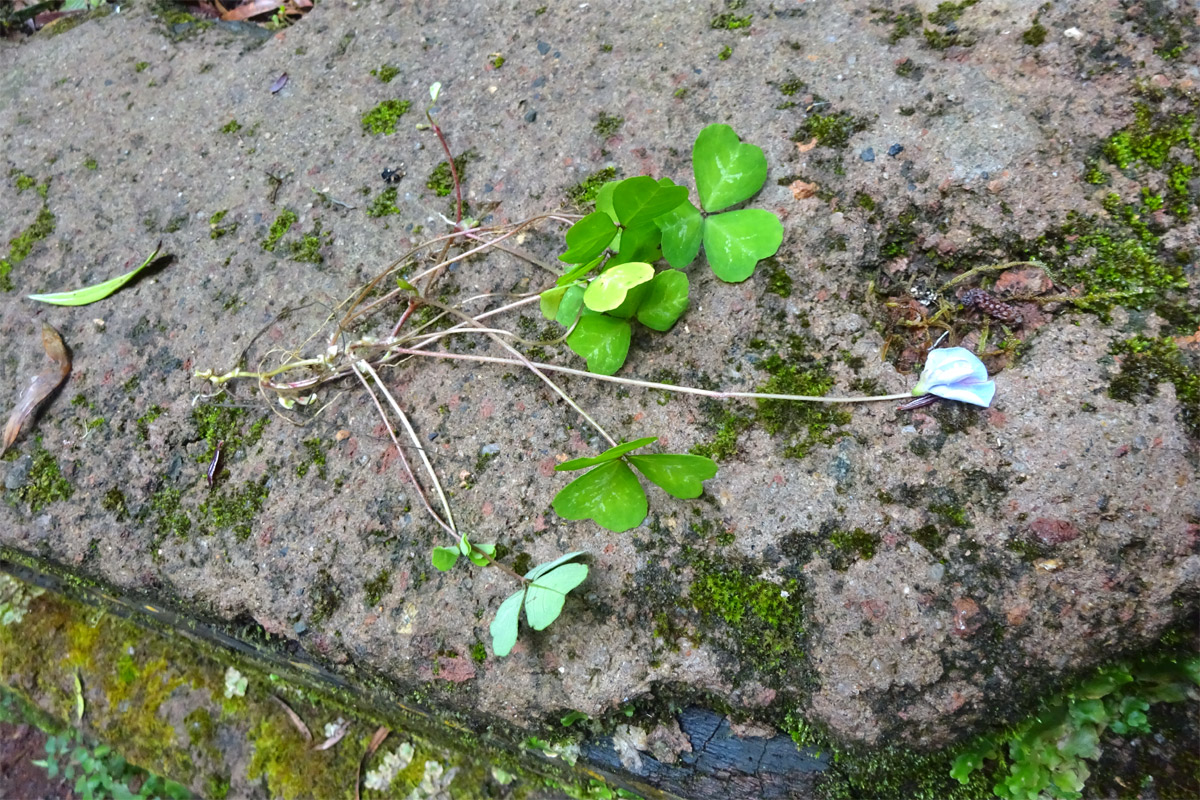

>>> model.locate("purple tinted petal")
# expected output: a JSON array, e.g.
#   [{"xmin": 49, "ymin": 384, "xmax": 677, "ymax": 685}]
[
  {"xmin": 270, "ymin": 73, "xmax": 289, "ymax": 94},
  {"xmin": 929, "ymin": 379, "xmax": 995, "ymax": 407}
]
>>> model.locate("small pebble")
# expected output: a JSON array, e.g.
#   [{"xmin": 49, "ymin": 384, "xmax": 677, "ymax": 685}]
[
  {"xmin": 887, "ymin": 143, "xmax": 904, "ymax": 157},
  {"xmin": 860, "ymin": 147, "xmax": 875, "ymax": 162},
  {"xmin": 537, "ymin": 41, "xmax": 550, "ymax": 55},
  {"xmin": 4, "ymin": 454, "xmax": 32, "ymax": 490},
  {"xmin": 524, "ymin": 109, "xmax": 538, "ymax": 123},
  {"xmin": 480, "ymin": 443, "xmax": 501, "ymax": 455},
  {"xmin": 294, "ymin": 621, "xmax": 308, "ymax": 635}
]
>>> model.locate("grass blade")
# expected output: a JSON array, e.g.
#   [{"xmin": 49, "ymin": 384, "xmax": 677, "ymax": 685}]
[{"xmin": 27, "ymin": 241, "xmax": 162, "ymax": 306}]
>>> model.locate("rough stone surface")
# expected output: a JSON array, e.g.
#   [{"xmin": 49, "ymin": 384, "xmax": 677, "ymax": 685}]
[{"xmin": 0, "ymin": 0, "xmax": 1197, "ymax": 783}]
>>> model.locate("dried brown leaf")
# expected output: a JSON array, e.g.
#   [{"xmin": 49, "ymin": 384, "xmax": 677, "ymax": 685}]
[
  {"xmin": 220, "ymin": 0, "xmax": 282, "ymax": 21},
  {"xmin": 270, "ymin": 694, "xmax": 312, "ymax": 742},
  {"xmin": 313, "ymin": 718, "xmax": 351, "ymax": 751},
  {"xmin": 2, "ymin": 323, "xmax": 71, "ymax": 455},
  {"xmin": 356, "ymin": 727, "xmax": 390, "ymax": 800}
]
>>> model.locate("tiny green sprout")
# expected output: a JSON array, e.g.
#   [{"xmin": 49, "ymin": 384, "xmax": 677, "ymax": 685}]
[
  {"xmin": 551, "ymin": 437, "xmax": 717, "ymax": 532},
  {"xmin": 490, "ymin": 551, "xmax": 590, "ymax": 657},
  {"xmin": 431, "ymin": 533, "xmax": 495, "ymax": 571}
]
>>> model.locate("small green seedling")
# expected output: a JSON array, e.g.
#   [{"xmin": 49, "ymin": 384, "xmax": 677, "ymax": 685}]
[
  {"xmin": 27, "ymin": 242, "xmax": 162, "ymax": 306},
  {"xmin": 552, "ymin": 437, "xmax": 717, "ymax": 532},
  {"xmin": 489, "ymin": 551, "xmax": 590, "ymax": 657},
  {"xmin": 430, "ymin": 532, "xmax": 495, "ymax": 571}
]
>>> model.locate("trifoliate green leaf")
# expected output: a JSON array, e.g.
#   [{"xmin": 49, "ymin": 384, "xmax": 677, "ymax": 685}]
[
  {"xmin": 490, "ymin": 590, "xmax": 525, "ymax": 657},
  {"xmin": 656, "ymin": 198, "xmax": 704, "ymax": 269},
  {"xmin": 566, "ymin": 313, "xmax": 631, "ymax": 375},
  {"xmin": 627, "ymin": 453, "xmax": 717, "ymax": 499},
  {"xmin": 524, "ymin": 563, "xmax": 589, "ymax": 630},
  {"xmin": 635, "ymin": 269, "xmax": 689, "ymax": 331},
  {"xmin": 583, "ymin": 261, "xmax": 654, "ymax": 312},
  {"xmin": 556, "ymin": 438, "xmax": 657, "ymax": 471},
  {"xmin": 703, "ymin": 208, "xmax": 783, "ymax": 282},
  {"xmin": 692, "ymin": 124, "xmax": 768, "ymax": 212},
  {"xmin": 612, "ymin": 176, "xmax": 689, "ymax": 227},
  {"xmin": 559, "ymin": 211, "xmax": 618, "ymax": 264},
  {"xmin": 551, "ymin": 460, "xmax": 648, "ymax": 532}
]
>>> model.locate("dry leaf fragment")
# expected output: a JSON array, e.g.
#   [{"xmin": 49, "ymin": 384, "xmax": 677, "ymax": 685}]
[
  {"xmin": 356, "ymin": 727, "xmax": 391, "ymax": 800},
  {"xmin": 795, "ymin": 138, "xmax": 818, "ymax": 153},
  {"xmin": 270, "ymin": 694, "xmax": 312, "ymax": 742},
  {"xmin": 313, "ymin": 718, "xmax": 351, "ymax": 751},
  {"xmin": 789, "ymin": 179, "xmax": 819, "ymax": 200},
  {"xmin": 2, "ymin": 323, "xmax": 71, "ymax": 455}
]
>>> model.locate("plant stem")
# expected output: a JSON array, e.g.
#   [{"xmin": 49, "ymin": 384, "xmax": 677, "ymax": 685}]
[
  {"xmin": 387, "ymin": 349, "xmax": 914, "ymax": 404},
  {"xmin": 356, "ymin": 360, "xmax": 458, "ymax": 532},
  {"xmin": 351, "ymin": 362, "xmax": 455, "ymax": 537}
]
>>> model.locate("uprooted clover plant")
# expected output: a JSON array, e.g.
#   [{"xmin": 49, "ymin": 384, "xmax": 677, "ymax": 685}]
[
  {"xmin": 545, "ymin": 123, "xmax": 784, "ymax": 375},
  {"xmin": 194, "ymin": 102, "xmax": 996, "ymax": 657}
]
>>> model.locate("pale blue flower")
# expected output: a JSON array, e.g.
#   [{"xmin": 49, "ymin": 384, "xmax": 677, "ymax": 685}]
[{"xmin": 911, "ymin": 347, "xmax": 995, "ymax": 407}]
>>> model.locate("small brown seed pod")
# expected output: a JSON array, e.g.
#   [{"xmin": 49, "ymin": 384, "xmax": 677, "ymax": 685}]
[{"xmin": 960, "ymin": 288, "xmax": 1023, "ymax": 325}]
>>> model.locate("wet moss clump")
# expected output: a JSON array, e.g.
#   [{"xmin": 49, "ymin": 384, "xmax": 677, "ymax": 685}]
[
  {"xmin": 687, "ymin": 555, "xmax": 804, "ymax": 681},
  {"xmin": 287, "ymin": 223, "xmax": 327, "ymax": 265},
  {"xmin": 593, "ymin": 112, "xmax": 624, "ymax": 138},
  {"xmin": 135, "ymin": 405, "xmax": 165, "ymax": 440},
  {"xmin": 261, "ymin": 209, "xmax": 297, "ymax": 252},
  {"xmin": 144, "ymin": 486, "xmax": 190, "ymax": 540},
  {"xmin": 764, "ymin": 260, "xmax": 794, "ymax": 297},
  {"xmin": 1108, "ymin": 335, "xmax": 1199, "ymax": 438},
  {"xmin": 198, "ymin": 477, "xmax": 270, "ymax": 540},
  {"xmin": 711, "ymin": 11, "xmax": 751, "ymax": 30},
  {"xmin": 565, "ymin": 166, "xmax": 617, "ymax": 206},
  {"xmin": 426, "ymin": 150, "xmax": 476, "ymax": 198},
  {"xmin": 12, "ymin": 444, "xmax": 73, "ymax": 512},
  {"xmin": 220, "ymin": 119, "xmax": 242, "ymax": 134},
  {"xmin": 296, "ymin": 437, "xmax": 328, "ymax": 479},
  {"xmin": 1022, "ymin": 20, "xmax": 1047, "ymax": 46},
  {"xmin": 370, "ymin": 64, "xmax": 399, "ymax": 83},
  {"xmin": 869, "ymin": 4, "xmax": 924, "ymax": 44},
  {"xmin": 827, "ymin": 527, "xmax": 880, "ymax": 571},
  {"xmin": 792, "ymin": 110, "xmax": 869, "ymax": 149},
  {"xmin": 756, "ymin": 345, "xmax": 851, "ymax": 460},
  {"xmin": 689, "ymin": 406, "xmax": 751, "ymax": 461},
  {"xmin": 102, "ymin": 488, "xmax": 130, "ymax": 522},
  {"xmin": 363, "ymin": 570, "xmax": 391, "ymax": 607},
  {"xmin": 366, "ymin": 187, "xmax": 401, "ymax": 218},
  {"xmin": 361, "ymin": 99, "xmax": 412, "ymax": 135},
  {"xmin": 309, "ymin": 569, "xmax": 343, "ymax": 625},
  {"xmin": 191, "ymin": 404, "xmax": 269, "ymax": 460},
  {"xmin": 1, "ymin": 205, "xmax": 56, "ymax": 291}
]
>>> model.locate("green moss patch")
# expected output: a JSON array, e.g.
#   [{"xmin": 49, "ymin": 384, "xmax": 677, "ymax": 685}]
[
  {"xmin": 791, "ymin": 109, "xmax": 870, "ymax": 149},
  {"xmin": 1109, "ymin": 335, "xmax": 1199, "ymax": 438},
  {"xmin": 261, "ymin": 209, "xmax": 298, "ymax": 252},
  {"xmin": 10, "ymin": 444, "xmax": 73, "ymax": 512},
  {"xmin": 425, "ymin": 150, "xmax": 476, "ymax": 198},
  {"xmin": 361, "ymin": 99, "xmax": 411, "ymax": 135},
  {"xmin": 686, "ymin": 555, "xmax": 804, "ymax": 682},
  {"xmin": 565, "ymin": 166, "xmax": 617, "ymax": 207},
  {"xmin": 1, "ymin": 205, "xmax": 56, "ymax": 292}
]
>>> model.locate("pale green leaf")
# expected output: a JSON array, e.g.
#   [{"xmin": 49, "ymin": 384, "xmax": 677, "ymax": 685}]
[
  {"xmin": 431, "ymin": 547, "xmax": 459, "ymax": 571},
  {"xmin": 490, "ymin": 590, "xmax": 525, "ymax": 657},
  {"xmin": 540, "ymin": 286, "xmax": 567, "ymax": 321},
  {"xmin": 524, "ymin": 563, "xmax": 589, "ymax": 630},
  {"xmin": 555, "ymin": 285, "xmax": 586, "ymax": 327},
  {"xmin": 524, "ymin": 550, "xmax": 589, "ymax": 581},
  {"xmin": 656, "ymin": 198, "xmax": 704, "ymax": 269},
  {"xmin": 467, "ymin": 543, "xmax": 496, "ymax": 567},
  {"xmin": 28, "ymin": 242, "xmax": 162, "ymax": 306},
  {"xmin": 583, "ymin": 261, "xmax": 654, "ymax": 312}
]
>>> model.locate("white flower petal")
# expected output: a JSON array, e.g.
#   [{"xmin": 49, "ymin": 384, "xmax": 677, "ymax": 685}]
[
  {"xmin": 911, "ymin": 347, "xmax": 995, "ymax": 407},
  {"xmin": 929, "ymin": 379, "xmax": 996, "ymax": 407}
]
